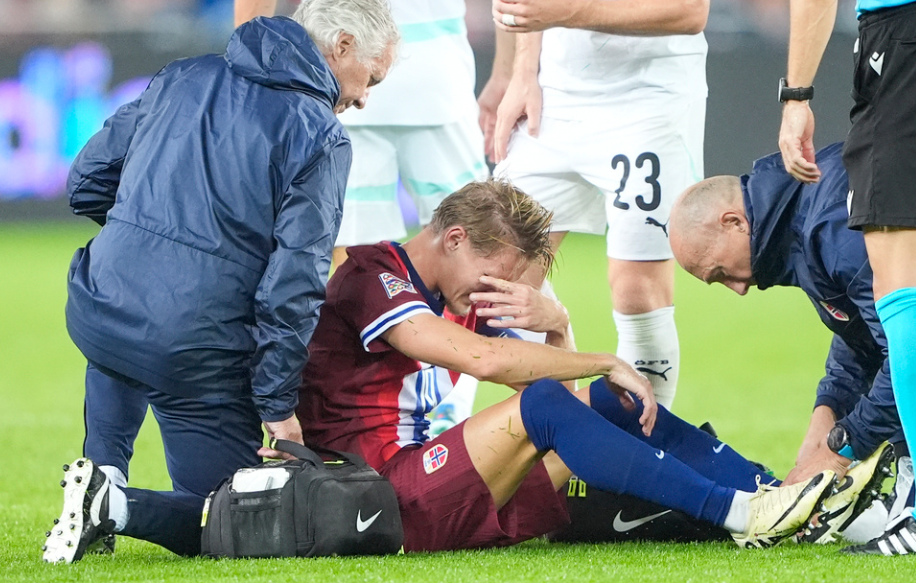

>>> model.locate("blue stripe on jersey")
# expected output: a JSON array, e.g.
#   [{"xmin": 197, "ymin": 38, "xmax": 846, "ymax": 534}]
[
  {"xmin": 360, "ymin": 302, "xmax": 432, "ymax": 348},
  {"xmin": 858, "ymin": 0, "xmax": 914, "ymax": 13}
]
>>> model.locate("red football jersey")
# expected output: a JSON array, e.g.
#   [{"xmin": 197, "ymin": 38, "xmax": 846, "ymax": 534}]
[{"xmin": 298, "ymin": 242, "xmax": 477, "ymax": 469}]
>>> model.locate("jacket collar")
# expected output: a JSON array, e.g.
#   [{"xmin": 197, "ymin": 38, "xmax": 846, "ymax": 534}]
[
  {"xmin": 224, "ymin": 16, "xmax": 340, "ymax": 111},
  {"xmin": 743, "ymin": 152, "xmax": 806, "ymax": 290}
]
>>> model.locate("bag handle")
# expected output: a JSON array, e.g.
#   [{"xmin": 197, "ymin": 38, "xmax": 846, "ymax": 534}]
[{"xmin": 270, "ymin": 439, "xmax": 373, "ymax": 471}]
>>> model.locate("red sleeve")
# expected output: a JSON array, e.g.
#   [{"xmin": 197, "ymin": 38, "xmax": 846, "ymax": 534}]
[{"xmin": 335, "ymin": 248, "xmax": 435, "ymax": 353}]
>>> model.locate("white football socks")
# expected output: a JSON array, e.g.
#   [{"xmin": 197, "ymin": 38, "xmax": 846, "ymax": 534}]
[
  {"xmin": 613, "ymin": 307, "xmax": 679, "ymax": 409},
  {"xmin": 724, "ymin": 490, "xmax": 754, "ymax": 533},
  {"xmin": 100, "ymin": 465, "xmax": 129, "ymax": 532}
]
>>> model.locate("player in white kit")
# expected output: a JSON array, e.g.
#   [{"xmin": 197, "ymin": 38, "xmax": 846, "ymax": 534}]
[
  {"xmin": 485, "ymin": 0, "xmax": 710, "ymax": 408},
  {"xmin": 235, "ymin": 0, "xmax": 486, "ymax": 430}
]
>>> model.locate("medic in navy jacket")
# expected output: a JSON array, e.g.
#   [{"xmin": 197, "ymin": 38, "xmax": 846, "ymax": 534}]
[
  {"xmin": 66, "ymin": 16, "xmax": 351, "ymax": 424},
  {"xmin": 744, "ymin": 142, "xmax": 900, "ymax": 460}
]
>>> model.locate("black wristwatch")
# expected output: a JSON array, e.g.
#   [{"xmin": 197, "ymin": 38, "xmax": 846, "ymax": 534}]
[
  {"xmin": 827, "ymin": 424, "xmax": 856, "ymax": 460},
  {"xmin": 778, "ymin": 77, "xmax": 814, "ymax": 103}
]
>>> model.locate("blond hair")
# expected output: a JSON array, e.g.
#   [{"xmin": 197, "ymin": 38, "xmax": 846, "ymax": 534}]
[{"xmin": 430, "ymin": 178, "xmax": 554, "ymax": 271}]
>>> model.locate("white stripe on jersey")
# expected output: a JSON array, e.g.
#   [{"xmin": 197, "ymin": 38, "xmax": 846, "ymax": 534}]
[
  {"xmin": 395, "ymin": 364, "xmax": 459, "ymax": 448},
  {"xmin": 360, "ymin": 301, "xmax": 434, "ymax": 351}
]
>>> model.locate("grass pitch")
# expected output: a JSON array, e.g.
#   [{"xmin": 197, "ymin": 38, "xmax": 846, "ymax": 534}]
[{"xmin": 1, "ymin": 222, "xmax": 914, "ymax": 582}]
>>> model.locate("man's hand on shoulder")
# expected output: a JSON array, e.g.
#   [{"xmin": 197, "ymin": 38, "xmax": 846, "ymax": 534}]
[
  {"xmin": 259, "ymin": 414, "xmax": 304, "ymax": 460},
  {"xmin": 471, "ymin": 275, "xmax": 569, "ymax": 334}
]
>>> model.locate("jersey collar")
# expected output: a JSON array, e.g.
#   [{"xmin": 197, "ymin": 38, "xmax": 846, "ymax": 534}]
[{"xmin": 388, "ymin": 241, "xmax": 445, "ymax": 316}]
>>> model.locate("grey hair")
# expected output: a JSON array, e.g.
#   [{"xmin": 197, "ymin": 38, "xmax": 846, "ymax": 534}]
[{"xmin": 292, "ymin": 0, "xmax": 400, "ymax": 64}]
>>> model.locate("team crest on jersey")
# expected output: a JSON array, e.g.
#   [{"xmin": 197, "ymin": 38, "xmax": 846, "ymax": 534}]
[
  {"xmin": 422, "ymin": 444, "xmax": 449, "ymax": 474},
  {"xmin": 819, "ymin": 300, "xmax": 850, "ymax": 321},
  {"xmin": 379, "ymin": 272, "xmax": 416, "ymax": 299}
]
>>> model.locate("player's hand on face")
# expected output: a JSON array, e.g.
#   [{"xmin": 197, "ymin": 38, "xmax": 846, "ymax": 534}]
[
  {"xmin": 603, "ymin": 361, "xmax": 656, "ymax": 436},
  {"xmin": 778, "ymin": 101, "xmax": 821, "ymax": 184},
  {"xmin": 471, "ymin": 275, "xmax": 569, "ymax": 333},
  {"xmin": 493, "ymin": 67, "xmax": 542, "ymax": 163},
  {"xmin": 259, "ymin": 414, "xmax": 304, "ymax": 460}
]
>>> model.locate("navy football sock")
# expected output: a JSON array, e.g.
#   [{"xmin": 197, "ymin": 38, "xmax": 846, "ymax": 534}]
[
  {"xmin": 519, "ymin": 379, "xmax": 735, "ymax": 527},
  {"xmin": 588, "ymin": 379, "xmax": 777, "ymax": 490}
]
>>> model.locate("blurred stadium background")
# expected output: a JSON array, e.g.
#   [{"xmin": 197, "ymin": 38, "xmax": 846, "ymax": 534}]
[
  {"xmin": 0, "ymin": 0, "xmax": 859, "ymax": 215},
  {"xmin": 1, "ymin": 2, "xmax": 891, "ymax": 579}
]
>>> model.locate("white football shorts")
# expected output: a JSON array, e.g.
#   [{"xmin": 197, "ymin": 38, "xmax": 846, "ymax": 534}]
[
  {"xmin": 495, "ymin": 98, "xmax": 705, "ymax": 261},
  {"xmin": 335, "ymin": 119, "xmax": 487, "ymax": 247}
]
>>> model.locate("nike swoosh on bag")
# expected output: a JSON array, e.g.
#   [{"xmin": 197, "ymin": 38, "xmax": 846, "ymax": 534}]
[
  {"xmin": 613, "ymin": 510, "xmax": 672, "ymax": 532},
  {"xmin": 356, "ymin": 509, "xmax": 383, "ymax": 532}
]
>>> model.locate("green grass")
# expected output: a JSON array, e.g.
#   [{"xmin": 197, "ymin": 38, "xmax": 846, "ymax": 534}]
[{"xmin": 1, "ymin": 222, "xmax": 914, "ymax": 581}]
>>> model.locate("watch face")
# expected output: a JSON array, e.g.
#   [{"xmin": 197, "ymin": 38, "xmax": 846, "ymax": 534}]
[{"xmin": 827, "ymin": 425, "xmax": 847, "ymax": 453}]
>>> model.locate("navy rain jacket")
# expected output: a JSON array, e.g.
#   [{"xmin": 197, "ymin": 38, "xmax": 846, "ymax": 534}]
[
  {"xmin": 744, "ymin": 142, "xmax": 900, "ymax": 458},
  {"xmin": 66, "ymin": 17, "xmax": 351, "ymax": 422}
]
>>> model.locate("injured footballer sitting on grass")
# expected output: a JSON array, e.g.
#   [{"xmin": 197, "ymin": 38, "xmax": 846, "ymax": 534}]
[{"xmin": 291, "ymin": 177, "xmax": 891, "ymax": 552}]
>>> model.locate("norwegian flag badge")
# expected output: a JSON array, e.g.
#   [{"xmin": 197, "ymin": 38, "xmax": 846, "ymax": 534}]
[
  {"xmin": 422, "ymin": 444, "xmax": 449, "ymax": 474},
  {"xmin": 819, "ymin": 300, "xmax": 850, "ymax": 322},
  {"xmin": 379, "ymin": 272, "xmax": 416, "ymax": 299}
]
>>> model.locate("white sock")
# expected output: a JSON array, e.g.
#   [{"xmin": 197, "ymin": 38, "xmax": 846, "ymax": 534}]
[
  {"xmin": 99, "ymin": 465, "xmax": 127, "ymax": 489},
  {"xmin": 613, "ymin": 307, "xmax": 679, "ymax": 409},
  {"xmin": 100, "ymin": 465, "xmax": 129, "ymax": 532},
  {"xmin": 106, "ymin": 483, "xmax": 129, "ymax": 532},
  {"xmin": 724, "ymin": 490, "xmax": 754, "ymax": 533}
]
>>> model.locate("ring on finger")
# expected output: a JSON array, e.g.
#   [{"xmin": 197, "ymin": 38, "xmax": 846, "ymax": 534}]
[{"xmin": 501, "ymin": 12, "xmax": 517, "ymax": 27}]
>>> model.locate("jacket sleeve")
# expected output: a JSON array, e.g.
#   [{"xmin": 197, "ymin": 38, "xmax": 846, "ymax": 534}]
[
  {"xmin": 249, "ymin": 138, "xmax": 351, "ymax": 422},
  {"xmin": 836, "ymin": 267, "xmax": 901, "ymax": 458},
  {"xmin": 814, "ymin": 333, "xmax": 877, "ymax": 418},
  {"xmin": 67, "ymin": 98, "xmax": 141, "ymax": 225}
]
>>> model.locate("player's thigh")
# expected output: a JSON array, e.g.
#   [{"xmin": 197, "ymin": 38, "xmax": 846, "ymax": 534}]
[
  {"xmin": 462, "ymin": 391, "xmax": 546, "ymax": 508},
  {"xmin": 576, "ymin": 101, "xmax": 705, "ymax": 262},
  {"xmin": 336, "ymin": 127, "xmax": 405, "ymax": 247},
  {"xmin": 495, "ymin": 118, "xmax": 606, "ymax": 235},
  {"xmin": 395, "ymin": 119, "xmax": 488, "ymax": 225},
  {"xmin": 146, "ymin": 390, "xmax": 262, "ymax": 498}
]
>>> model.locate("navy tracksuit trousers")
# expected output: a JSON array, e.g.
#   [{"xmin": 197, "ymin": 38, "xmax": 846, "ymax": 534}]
[{"xmin": 82, "ymin": 363, "xmax": 262, "ymax": 555}]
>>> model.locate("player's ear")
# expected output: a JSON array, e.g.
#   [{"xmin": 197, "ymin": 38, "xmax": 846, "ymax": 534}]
[{"xmin": 443, "ymin": 226, "xmax": 468, "ymax": 252}]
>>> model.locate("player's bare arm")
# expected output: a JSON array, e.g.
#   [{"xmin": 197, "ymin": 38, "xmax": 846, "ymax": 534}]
[
  {"xmin": 778, "ymin": 0, "xmax": 838, "ymax": 183},
  {"xmin": 382, "ymin": 312, "xmax": 656, "ymax": 433},
  {"xmin": 493, "ymin": 0, "xmax": 708, "ymax": 35},
  {"xmin": 479, "ymin": 28, "xmax": 516, "ymax": 162},
  {"xmin": 234, "ymin": 0, "xmax": 277, "ymax": 27},
  {"xmin": 493, "ymin": 31, "xmax": 542, "ymax": 163}
]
